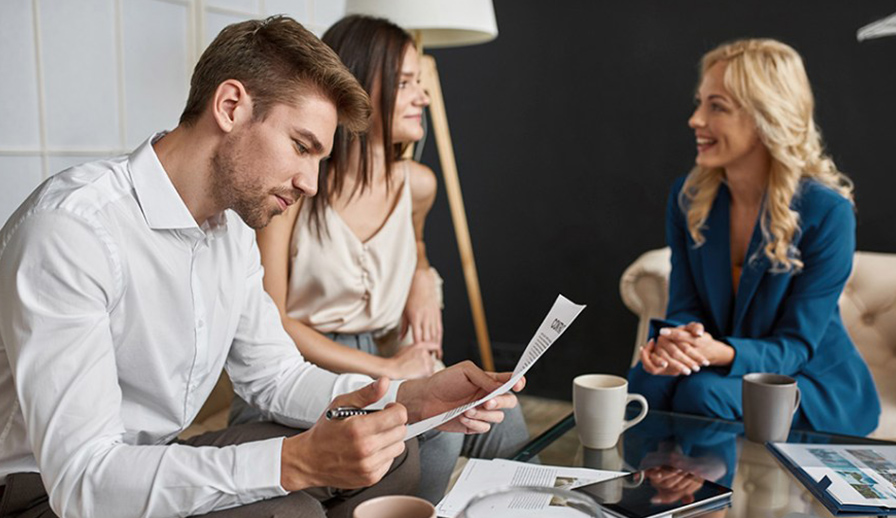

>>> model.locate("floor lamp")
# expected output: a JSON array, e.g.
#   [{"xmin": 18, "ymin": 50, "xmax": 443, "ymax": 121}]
[{"xmin": 344, "ymin": 0, "xmax": 499, "ymax": 371}]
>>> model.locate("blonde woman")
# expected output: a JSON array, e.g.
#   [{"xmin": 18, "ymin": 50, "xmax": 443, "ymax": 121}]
[{"xmin": 629, "ymin": 39, "xmax": 879, "ymax": 436}]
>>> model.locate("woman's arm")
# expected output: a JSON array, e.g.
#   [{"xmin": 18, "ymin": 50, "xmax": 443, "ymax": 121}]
[
  {"xmin": 256, "ymin": 200, "xmax": 433, "ymax": 379},
  {"xmin": 402, "ymin": 160, "xmax": 443, "ymax": 351},
  {"xmin": 641, "ymin": 180, "xmax": 722, "ymax": 375},
  {"xmin": 721, "ymin": 197, "xmax": 855, "ymax": 377},
  {"xmin": 650, "ymin": 190, "xmax": 855, "ymax": 378},
  {"xmin": 665, "ymin": 178, "xmax": 711, "ymax": 327}
]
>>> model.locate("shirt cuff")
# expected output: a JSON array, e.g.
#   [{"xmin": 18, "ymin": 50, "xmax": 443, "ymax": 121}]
[
  {"xmin": 723, "ymin": 336, "xmax": 747, "ymax": 377},
  {"xmin": 235, "ymin": 437, "xmax": 290, "ymax": 501}
]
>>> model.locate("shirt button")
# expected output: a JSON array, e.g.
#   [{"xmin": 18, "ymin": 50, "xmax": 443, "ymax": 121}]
[{"xmin": 197, "ymin": 320, "xmax": 205, "ymax": 328}]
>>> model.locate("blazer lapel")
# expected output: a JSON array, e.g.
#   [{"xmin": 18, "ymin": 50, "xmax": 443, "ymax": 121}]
[
  {"xmin": 731, "ymin": 216, "xmax": 770, "ymax": 333},
  {"xmin": 701, "ymin": 186, "xmax": 734, "ymax": 335}
]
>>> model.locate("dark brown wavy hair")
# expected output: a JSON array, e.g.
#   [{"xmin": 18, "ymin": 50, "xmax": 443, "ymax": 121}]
[{"xmin": 311, "ymin": 15, "xmax": 415, "ymax": 237}]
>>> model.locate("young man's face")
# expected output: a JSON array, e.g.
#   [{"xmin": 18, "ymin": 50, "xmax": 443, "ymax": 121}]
[{"xmin": 211, "ymin": 91, "xmax": 337, "ymax": 229}]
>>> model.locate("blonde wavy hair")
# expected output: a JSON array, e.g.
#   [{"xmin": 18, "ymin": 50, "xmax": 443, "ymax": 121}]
[{"xmin": 680, "ymin": 38, "xmax": 853, "ymax": 272}]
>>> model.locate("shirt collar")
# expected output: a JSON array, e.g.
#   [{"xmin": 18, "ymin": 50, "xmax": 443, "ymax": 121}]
[{"xmin": 129, "ymin": 132, "xmax": 228, "ymax": 237}]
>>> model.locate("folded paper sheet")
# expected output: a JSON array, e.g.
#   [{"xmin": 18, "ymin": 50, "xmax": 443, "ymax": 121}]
[{"xmin": 405, "ymin": 294, "xmax": 585, "ymax": 440}]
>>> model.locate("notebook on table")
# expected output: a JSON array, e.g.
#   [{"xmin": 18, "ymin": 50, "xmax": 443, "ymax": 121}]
[{"xmin": 768, "ymin": 442, "xmax": 896, "ymax": 516}]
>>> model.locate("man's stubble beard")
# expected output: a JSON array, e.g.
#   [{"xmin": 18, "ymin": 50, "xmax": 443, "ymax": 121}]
[{"xmin": 210, "ymin": 133, "xmax": 280, "ymax": 230}]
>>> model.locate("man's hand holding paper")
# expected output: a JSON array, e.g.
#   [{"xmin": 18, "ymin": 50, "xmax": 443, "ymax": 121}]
[
  {"xmin": 403, "ymin": 295, "xmax": 586, "ymax": 439},
  {"xmin": 398, "ymin": 362, "xmax": 526, "ymax": 434}
]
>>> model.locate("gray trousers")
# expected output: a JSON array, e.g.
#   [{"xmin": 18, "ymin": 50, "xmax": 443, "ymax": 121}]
[
  {"xmin": 0, "ymin": 422, "xmax": 419, "ymax": 518},
  {"xmin": 230, "ymin": 331, "xmax": 531, "ymax": 504}
]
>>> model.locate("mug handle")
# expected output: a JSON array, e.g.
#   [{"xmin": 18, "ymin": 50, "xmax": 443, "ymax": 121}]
[
  {"xmin": 792, "ymin": 387, "xmax": 802, "ymax": 415},
  {"xmin": 622, "ymin": 394, "xmax": 649, "ymax": 432},
  {"xmin": 625, "ymin": 471, "xmax": 646, "ymax": 488}
]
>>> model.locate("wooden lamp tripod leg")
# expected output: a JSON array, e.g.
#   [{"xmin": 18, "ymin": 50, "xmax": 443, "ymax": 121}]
[{"xmin": 419, "ymin": 54, "xmax": 495, "ymax": 372}]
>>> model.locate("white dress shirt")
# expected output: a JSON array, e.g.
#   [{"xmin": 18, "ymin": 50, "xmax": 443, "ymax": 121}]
[{"xmin": 0, "ymin": 134, "xmax": 396, "ymax": 518}]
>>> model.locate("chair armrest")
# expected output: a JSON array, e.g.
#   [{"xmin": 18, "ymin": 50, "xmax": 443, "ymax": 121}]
[{"xmin": 619, "ymin": 247, "xmax": 672, "ymax": 366}]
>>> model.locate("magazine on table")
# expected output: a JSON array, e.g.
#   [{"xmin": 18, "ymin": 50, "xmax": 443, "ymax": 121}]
[
  {"xmin": 436, "ymin": 458, "xmax": 622, "ymax": 517},
  {"xmin": 768, "ymin": 442, "xmax": 896, "ymax": 516}
]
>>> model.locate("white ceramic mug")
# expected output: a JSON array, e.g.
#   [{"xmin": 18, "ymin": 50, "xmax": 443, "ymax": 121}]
[{"xmin": 573, "ymin": 374, "xmax": 648, "ymax": 449}]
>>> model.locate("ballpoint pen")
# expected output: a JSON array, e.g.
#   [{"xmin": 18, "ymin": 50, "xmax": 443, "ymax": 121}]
[{"xmin": 325, "ymin": 406, "xmax": 382, "ymax": 420}]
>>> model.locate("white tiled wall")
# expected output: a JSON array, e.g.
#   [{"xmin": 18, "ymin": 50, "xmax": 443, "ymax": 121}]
[
  {"xmin": 0, "ymin": 157, "xmax": 43, "ymax": 223},
  {"xmin": 0, "ymin": 1, "xmax": 41, "ymax": 151},
  {"xmin": 122, "ymin": 0, "xmax": 191, "ymax": 149},
  {"xmin": 41, "ymin": 0, "xmax": 121, "ymax": 151},
  {"xmin": 0, "ymin": 0, "xmax": 347, "ymax": 223}
]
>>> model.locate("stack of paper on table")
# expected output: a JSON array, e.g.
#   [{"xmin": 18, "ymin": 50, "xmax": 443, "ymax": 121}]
[{"xmin": 436, "ymin": 458, "xmax": 624, "ymax": 517}]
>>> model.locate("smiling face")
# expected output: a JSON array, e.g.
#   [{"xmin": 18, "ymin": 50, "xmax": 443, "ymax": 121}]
[
  {"xmin": 689, "ymin": 62, "xmax": 766, "ymax": 172},
  {"xmin": 211, "ymin": 91, "xmax": 337, "ymax": 229},
  {"xmin": 390, "ymin": 45, "xmax": 429, "ymax": 144}
]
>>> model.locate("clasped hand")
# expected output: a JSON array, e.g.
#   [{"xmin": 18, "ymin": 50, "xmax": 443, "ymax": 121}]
[
  {"xmin": 640, "ymin": 322, "xmax": 734, "ymax": 376},
  {"xmin": 388, "ymin": 341, "xmax": 440, "ymax": 379}
]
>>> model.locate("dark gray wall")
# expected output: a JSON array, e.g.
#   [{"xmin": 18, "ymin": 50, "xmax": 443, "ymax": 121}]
[{"xmin": 420, "ymin": 2, "xmax": 896, "ymax": 400}]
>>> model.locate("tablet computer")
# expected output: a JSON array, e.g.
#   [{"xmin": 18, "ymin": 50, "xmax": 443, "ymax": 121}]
[{"xmin": 573, "ymin": 466, "xmax": 732, "ymax": 518}]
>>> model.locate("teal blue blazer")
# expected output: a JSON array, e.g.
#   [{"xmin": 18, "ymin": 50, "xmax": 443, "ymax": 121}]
[{"xmin": 659, "ymin": 176, "xmax": 880, "ymax": 435}]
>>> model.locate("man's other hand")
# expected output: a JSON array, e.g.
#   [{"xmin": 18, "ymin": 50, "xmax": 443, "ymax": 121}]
[{"xmin": 397, "ymin": 361, "xmax": 525, "ymax": 434}]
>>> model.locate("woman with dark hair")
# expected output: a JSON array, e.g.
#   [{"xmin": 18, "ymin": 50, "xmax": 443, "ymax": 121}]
[{"xmin": 230, "ymin": 15, "xmax": 528, "ymax": 502}]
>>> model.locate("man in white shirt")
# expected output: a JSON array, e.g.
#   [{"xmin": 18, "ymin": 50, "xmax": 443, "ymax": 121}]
[{"xmin": 0, "ymin": 16, "xmax": 523, "ymax": 518}]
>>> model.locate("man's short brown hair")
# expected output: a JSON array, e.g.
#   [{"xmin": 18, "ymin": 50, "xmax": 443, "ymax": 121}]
[{"xmin": 179, "ymin": 16, "xmax": 370, "ymax": 132}]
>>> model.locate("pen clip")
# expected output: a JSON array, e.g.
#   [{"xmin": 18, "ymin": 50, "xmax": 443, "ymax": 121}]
[{"xmin": 325, "ymin": 406, "xmax": 368, "ymax": 420}]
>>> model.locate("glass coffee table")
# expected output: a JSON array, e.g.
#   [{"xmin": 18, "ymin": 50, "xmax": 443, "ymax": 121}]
[{"xmin": 512, "ymin": 409, "xmax": 893, "ymax": 517}]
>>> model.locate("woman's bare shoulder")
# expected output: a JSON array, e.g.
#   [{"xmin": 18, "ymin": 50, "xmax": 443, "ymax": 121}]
[{"xmin": 402, "ymin": 160, "xmax": 437, "ymax": 202}]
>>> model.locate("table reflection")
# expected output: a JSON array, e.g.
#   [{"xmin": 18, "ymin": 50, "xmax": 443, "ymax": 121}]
[{"xmin": 516, "ymin": 409, "xmax": 889, "ymax": 517}]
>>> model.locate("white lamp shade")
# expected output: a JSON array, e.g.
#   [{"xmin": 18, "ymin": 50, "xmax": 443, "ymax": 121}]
[
  {"xmin": 857, "ymin": 12, "xmax": 896, "ymax": 41},
  {"xmin": 343, "ymin": 0, "xmax": 498, "ymax": 48}
]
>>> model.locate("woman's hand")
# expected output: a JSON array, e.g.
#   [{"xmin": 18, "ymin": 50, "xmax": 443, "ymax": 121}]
[
  {"xmin": 640, "ymin": 322, "xmax": 735, "ymax": 376},
  {"xmin": 402, "ymin": 268, "xmax": 443, "ymax": 357},
  {"xmin": 386, "ymin": 341, "xmax": 438, "ymax": 379}
]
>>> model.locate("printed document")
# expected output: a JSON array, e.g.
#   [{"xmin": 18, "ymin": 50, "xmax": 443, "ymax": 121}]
[
  {"xmin": 772, "ymin": 443, "xmax": 896, "ymax": 507},
  {"xmin": 405, "ymin": 294, "xmax": 585, "ymax": 440},
  {"xmin": 436, "ymin": 459, "xmax": 623, "ymax": 517}
]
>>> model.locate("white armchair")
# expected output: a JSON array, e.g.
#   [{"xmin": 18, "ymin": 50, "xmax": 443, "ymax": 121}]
[{"xmin": 619, "ymin": 248, "xmax": 896, "ymax": 440}]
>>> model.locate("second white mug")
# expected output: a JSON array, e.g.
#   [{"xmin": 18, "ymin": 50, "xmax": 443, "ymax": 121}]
[{"xmin": 573, "ymin": 374, "xmax": 648, "ymax": 449}]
